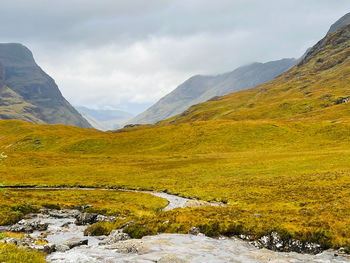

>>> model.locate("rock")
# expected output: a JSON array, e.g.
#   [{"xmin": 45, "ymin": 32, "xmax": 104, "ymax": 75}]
[
  {"xmin": 96, "ymin": 214, "xmax": 116, "ymax": 222},
  {"xmin": 61, "ymin": 222, "xmax": 71, "ymax": 228},
  {"xmin": 102, "ymin": 229, "xmax": 130, "ymax": 244},
  {"xmin": 4, "ymin": 237, "xmax": 34, "ymax": 247},
  {"xmin": 43, "ymin": 243, "xmax": 56, "ymax": 254},
  {"xmin": 75, "ymin": 213, "xmax": 98, "ymax": 225},
  {"xmin": 157, "ymin": 254, "xmax": 188, "ymax": 263},
  {"xmin": 188, "ymin": 227, "xmax": 200, "ymax": 235},
  {"xmin": 108, "ymin": 240, "xmax": 144, "ymax": 254},
  {"xmin": 63, "ymin": 238, "xmax": 88, "ymax": 249},
  {"xmin": 55, "ymin": 244, "xmax": 70, "ymax": 252},
  {"xmin": 257, "ymin": 232, "xmax": 323, "ymax": 254},
  {"xmin": 48, "ymin": 209, "xmax": 81, "ymax": 219},
  {"xmin": 0, "ymin": 226, "xmax": 10, "ymax": 233},
  {"xmin": 9, "ymin": 220, "xmax": 49, "ymax": 233}
]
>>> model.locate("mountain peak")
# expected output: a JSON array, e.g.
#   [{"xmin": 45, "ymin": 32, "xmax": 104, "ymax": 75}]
[
  {"xmin": 0, "ymin": 43, "xmax": 35, "ymax": 65},
  {"xmin": 0, "ymin": 43, "xmax": 92, "ymax": 128},
  {"xmin": 327, "ymin": 12, "xmax": 350, "ymax": 35}
]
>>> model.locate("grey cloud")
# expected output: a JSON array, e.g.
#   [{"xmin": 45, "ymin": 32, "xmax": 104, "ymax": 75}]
[{"xmin": 0, "ymin": 0, "xmax": 349, "ymax": 112}]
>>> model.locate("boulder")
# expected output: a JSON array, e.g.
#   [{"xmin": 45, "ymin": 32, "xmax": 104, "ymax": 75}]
[
  {"xmin": 75, "ymin": 213, "xmax": 98, "ymax": 225},
  {"xmin": 63, "ymin": 238, "xmax": 88, "ymax": 249},
  {"xmin": 9, "ymin": 220, "xmax": 48, "ymax": 233},
  {"xmin": 55, "ymin": 244, "xmax": 70, "ymax": 252}
]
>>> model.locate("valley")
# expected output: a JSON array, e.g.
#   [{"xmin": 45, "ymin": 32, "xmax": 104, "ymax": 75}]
[{"xmin": 0, "ymin": 5, "xmax": 350, "ymax": 263}]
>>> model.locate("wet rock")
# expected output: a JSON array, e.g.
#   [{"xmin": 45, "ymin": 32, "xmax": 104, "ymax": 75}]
[
  {"xmin": 55, "ymin": 244, "xmax": 70, "ymax": 252},
  {"xmin": 61, "ymin": 222, "xmax": 71, "ymax": 228},
  {"xmin": 188, "ymin": 227, "xmax": 200, "ymax": 235},
  {"xmin": 9, "ymin": 220, "xmax": 48, "ymax": 233},
  {"xmin": 63, "ymin": 238, "xmax": 88, "ymax": 249},
  {"xmin": 102, "ymin": 229, "xmax": 130, "ymax": 244},
  {"xmin": 75, "ymin": 213, "xmax": 98, "ymax": 225}
]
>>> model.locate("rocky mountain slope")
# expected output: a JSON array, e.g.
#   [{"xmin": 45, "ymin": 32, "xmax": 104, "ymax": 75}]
[
  {"xmin": 0, "ymin": 43, "xmax": 91, "ymax": 128},
  {"xmin": 76, "ymin": 106, "xmax": 134, "ymax": 131},
  {"xmin": 130, "ymin": 12, "xmax": 350, "ymax": 126},
  {"xmin": 160, "ymin": 24, "xmax": 350, "ymax": 125},
  {"xmin": 130, "ymin": 58, "xmax": 296, "ymax": 124},
  {"xmin": 328, "ymin": 12, "xmax": 350, "ymax": 34}
]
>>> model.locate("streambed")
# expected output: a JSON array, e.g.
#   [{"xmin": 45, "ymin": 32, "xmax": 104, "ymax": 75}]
[{"xmin": 1, "ymin": 188, "xmax": 349, "ymax": 262}]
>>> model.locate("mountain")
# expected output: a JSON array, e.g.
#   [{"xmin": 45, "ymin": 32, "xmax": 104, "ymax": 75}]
[
  {"xmin": 76, "ymin": 106, "xmax": 134, "ymax": 131},
  {"xmin": 160, "ymin": 24, "xmax": 350, "ymax": 126},
  {"xmin": 327, "ymin": 12, "xmax": 350, "ymax": 34},
  {"xmin": 129, "ymin": 58, "xmax": 296, "ymax": 124},
  {"xmin": 0, "ymin": 43, "xmax": 91, "ymax": 128}
]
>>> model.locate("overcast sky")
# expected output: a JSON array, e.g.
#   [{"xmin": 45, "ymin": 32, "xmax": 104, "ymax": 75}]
[{"xmin": 0, "ymin": 0, "xmax": 349, "ymax": 114}]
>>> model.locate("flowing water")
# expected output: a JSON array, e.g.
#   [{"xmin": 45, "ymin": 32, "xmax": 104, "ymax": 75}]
[{"xmin": 3, "ymin": 188, "xmax": 349, "ymax": 263}]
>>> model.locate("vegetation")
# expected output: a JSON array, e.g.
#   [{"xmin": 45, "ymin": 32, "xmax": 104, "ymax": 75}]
[
  {"xmin": 1, "ymin": 24, "xmax": 350, "ymax": 257},
  {"xmin": 0, "ymin": 189, "xmax": 167, "ymax": 225},
  {"xmin": 0, "ymin": 243, "xmax": 45, "ymax": 263}
]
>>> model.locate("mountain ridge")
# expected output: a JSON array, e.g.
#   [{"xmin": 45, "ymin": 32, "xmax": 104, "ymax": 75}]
[
  {"xmin": 0, "ymin": 43, "xmax": 92, "ymax": 128},
  {"xmin": 130, "ymin": 58, "xmax": 296, "ymax": 124}
]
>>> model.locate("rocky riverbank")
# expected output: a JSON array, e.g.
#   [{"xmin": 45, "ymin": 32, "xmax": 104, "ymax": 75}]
[
  {"xmin": 0, "ymin": 188, "xmax": 349, "ymax": 262},
  {"xmin": 0, "ymin": 208, "xmax": 348, "ymax": 263}
]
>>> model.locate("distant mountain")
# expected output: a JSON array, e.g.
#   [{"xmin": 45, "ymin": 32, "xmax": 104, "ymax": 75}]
[
  {"xmin": 160, "ymin": 24, "xmax": 350, "ymax": 125},
  {"xmin": 0, "ymin": 43, "xmax": 91, "ymax": 128},
  {"xmin": 328, "ymin": 12, "xmax": 350, "ymax": 34},
  {"xmin": 129, "ymin": 58, "xmax": 296, "ymax": 124},
  {"xmin": 76, "ymin": 106, "xmax": 134, "ymax": 131}
]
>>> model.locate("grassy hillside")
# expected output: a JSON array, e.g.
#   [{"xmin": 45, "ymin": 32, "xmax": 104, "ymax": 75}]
[{"xmin": 0, "ymin": 118, "xmax": 350, "ymax": 249}]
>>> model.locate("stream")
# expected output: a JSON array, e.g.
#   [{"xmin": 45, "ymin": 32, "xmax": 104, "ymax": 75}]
[{"xmin": 1, "ymin": 188, "xmax": 349, "ymax": 263}]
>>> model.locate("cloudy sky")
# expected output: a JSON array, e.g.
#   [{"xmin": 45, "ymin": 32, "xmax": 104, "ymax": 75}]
[{"xmin": 0, "ymin": 0, "xmax": 349, "ymax": 114}]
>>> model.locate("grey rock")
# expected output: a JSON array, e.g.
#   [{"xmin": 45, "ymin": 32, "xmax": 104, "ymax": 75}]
[
  {"xmin": 188, "ymin": 227, "xmax": 200, "ymax": 235},
  {"xmin": 55, "ymin": 244, "xmax": 70, "ymax": 252},
  {"xmin": 96, "ymin": 214, "xmax": 116, "ymax": 222},
  {"xmin": 63, "ymin": 238, "xmax": 88, "ymax": 249},
  {"xmin": 43, "ymin": 243, "xmax": 56, "ymax": 254},
  {"xmin": 257, "ymin": 232, "xmax": 323, "ymax": 254},
  {"xmin": 9, "ymin": 220, "xmax": 48, "ymax": 233},
  {"xmin": 48, "ymin": 209, "xmax": 81, "ymax": 219},
  {"xmin": 75, "ymin": 213, "xmax": 98, "ymax": 225},
  {"xmin": 102, "ymin": 229, "xmax": 130, "ymax": 244},
  {"xmin": 328, "ymin": 12, "xmax": 350, "ymax": 35}
]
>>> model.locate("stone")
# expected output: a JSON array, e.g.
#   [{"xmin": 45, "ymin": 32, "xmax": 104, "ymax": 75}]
[
  {"xmin": 43, "ymin": 243, "xmax": 56, "ymax": 254},
  {"xmin": 75, "ymin": 213, "xmax": 98, "ymax": 225},
  {"xmin": 48, "ymin": 209, "xmax": 81, "ymax": 219},
  {"xmin": 9, "ymin": 220, "xmax": 49, "ymax": 233},
  {"xmin": 102, "ymin": 230, "xmax": 130, "ymax": 244},
  {"xmin": 188, "ymin": 227, "xmax": 200, "ymax": 235},
  {"xmin": 63, "ymin": 238, "xmax": 88, "ymax": 249},
  {"xmin": 55, "ymin": 244, "xmax": 70, "ymax": 252},
  {"xmin": 96, "ymin": 214, "xmax": 116, "ymax": 222}
]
